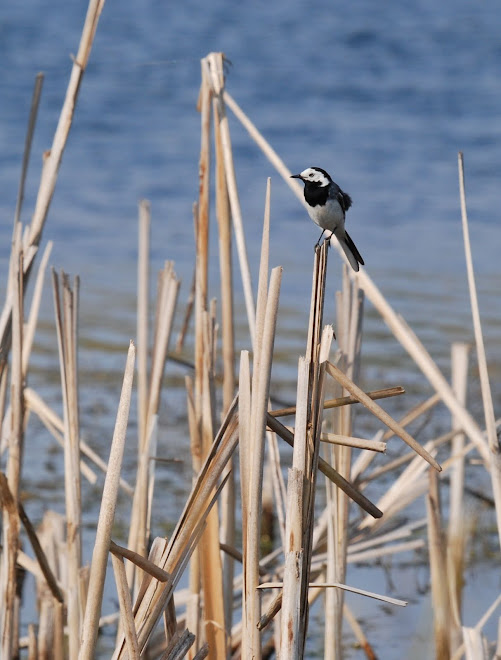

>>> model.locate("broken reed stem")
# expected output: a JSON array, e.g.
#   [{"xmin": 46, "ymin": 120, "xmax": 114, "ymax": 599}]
[
  {"xmin": 22, "ymin": 241, "xmax": 52, "ymax": 378},
  {"xmin": 270, "ymin": 385, "xmax": 405, "ymax": 418},
  {"xmin": 137, "ymin": 199, "xmax": 150, "ymax": 449},
  {"xmin": 320, "ymin": 432, "xmax": 386, "ymax": 453},
  {"xmin": 266, "ymin": 412, "xmax": 383, "ymax": 519},
  {"xmin": 427, "ymin": 472, "xmax": 450, "ymax": 659},
  {"xmin": 79, "ymin": 342, "xmax": 135, "ymax": 660},
  {"xmin": 14, "ymin": 72, "xmax": 44, "ymax": 229},
  {"xmin": 206, "ymin": 53, "xmax": 256, "ymax": 345},
  {"xmin": 325, "ymin": 361, "xmax": 442, "ymax": 472},
  {"xmin": 447, "ymin": 341, "xmax": 470, "ymax": 652},
  {"xmin": 111, "ymin": 554, "xmax": 140, "ymax": 660},
  {"xmin": 245, "ymin": 266, "xmax": 282, "ymax": 659},
  {"xmin": 214, "ymin": 86, "xmax": 236, "ymax": 640},
  {"xmin": 29, "ymin": 0, "xmax": 106, "ymax": 246},
  {"xmin": 52, "ymin": 271, "xmax": 82, "ymax": 660},
  {"xmin": 0, "ymin": 472, "xmax": 22, "ymax": 659},
  {"xmin": 458, "ymin": 151, "xmax": 501, "ymax": 551}
]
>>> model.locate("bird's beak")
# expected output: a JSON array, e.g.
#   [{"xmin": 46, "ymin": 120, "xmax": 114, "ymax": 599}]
[{"xmin": 290, "ymin": 174, "xmax": 302, "ymax": 180}]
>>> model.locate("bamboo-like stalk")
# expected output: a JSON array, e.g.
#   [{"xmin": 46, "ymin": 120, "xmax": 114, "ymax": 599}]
[
  {"xmin": 198, "ymin": 309, "xmax": 227, "ymax": 660},
  {"xmin": 214, "ymin": 89, "xmax": 237, "ymax": 642},
  {"xmin": 14, "ymin": 72, "xmax": 44, "ymax": 229},
  {"xmin": 265, "ymin": 412, "xmax": 383, "ymax": 518},
  {"xmin": 0, "ymin": 227, "xmax": 24, "ymax": 659},
  {"xmin": 137, "ymin": 200, "xmax": 150, "ymax": 449},
  {"xmin": 320, "ymin": 432, "xmax": 386, "ymax": 452},
  {"xmin": 17, "ymin": 498, "xmax": 64, "ymax": 604},
  {"xmin": 52, "ymin": 271, "xmax": 82, "ymax": 660},
  {"xmin": 280, "ymin": 358, "xmax": 310, "ymax": 660},
  {"xmin": 325, "ymin": 361, "xmax": 441, "ymax": 472},
  {"xmin": 206, "ymin": 53, "xmax": 256, "ymax": 344},
  {"xmin": 238, "ymin": 349, "xmax": 251, "ymax": 652},
  {"xmin": 22, "ymin": 241, "xmax": 52, "ymax": 377},
  {"xmin": 111, "ymin": 553, "xmax": 140, "ymax": 660},
  {"xmin": 458, "ymin": 151, "xmax": 501, "ymax": 550},
  {"xmin": 24, "ymin": 386, "xmax": 135, "ymax": 491},
  {"xmin": 426, "ymin": 471, "xmax": 450, "ymax": 658},
  {"xmin": 245, "ymin": 267, "xmax": 282, "ymax": 659},
  {"xmin": 270, "ymin": 385, "xmax": 405, "ymax": 418},
  {"xmin": 79, "ymin": 342, "xmax": 136, "ymax": 659},
  {"xmin": 448, "ymin": 341, "xmax": 470, "ymax": 653},
  {"xmin": 29, "ymin": 0, "xmax": 106, "ymax": 247}
]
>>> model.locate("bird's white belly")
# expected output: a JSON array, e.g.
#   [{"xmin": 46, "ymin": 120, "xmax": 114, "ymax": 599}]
[{"xmin": 307, "ymin": 199, "xmax": 344, "ymax": 232}]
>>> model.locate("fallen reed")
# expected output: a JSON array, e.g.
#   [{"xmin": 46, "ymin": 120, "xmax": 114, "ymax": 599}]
[{"xmin": 0, "ymin": 36, "xmax": 500, "ymax": 660}]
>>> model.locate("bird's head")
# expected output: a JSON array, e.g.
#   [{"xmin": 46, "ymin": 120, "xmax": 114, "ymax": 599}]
[{"xmin": 291, "ymin": 167, "xmax": 332, "ymax": 187}]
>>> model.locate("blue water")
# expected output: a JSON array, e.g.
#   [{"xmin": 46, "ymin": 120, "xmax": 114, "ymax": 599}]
[{"xmin": 2, "ymin": 0, "xmax": 501, "ymax": 656}]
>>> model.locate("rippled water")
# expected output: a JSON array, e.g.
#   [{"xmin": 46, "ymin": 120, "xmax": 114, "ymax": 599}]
[{"xmin": 2, "ymin": 0, "xmax": 501, "ymax": 656}]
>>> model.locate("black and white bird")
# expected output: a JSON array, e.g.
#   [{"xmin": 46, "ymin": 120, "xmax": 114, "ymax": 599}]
[{"xmin": 291, "ymin": 166, "xmax": 364, "ymax": 272}]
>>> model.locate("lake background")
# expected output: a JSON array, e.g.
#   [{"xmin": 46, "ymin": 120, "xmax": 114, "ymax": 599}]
[{"xmin": 1, "ymin": 0, "xmax": 501, "ymax": 657}]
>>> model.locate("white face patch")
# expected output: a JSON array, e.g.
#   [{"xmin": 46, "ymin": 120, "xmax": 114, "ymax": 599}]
[{"xmin": 300, "ymin": 167, "xmax": 330, "ymax": 187}]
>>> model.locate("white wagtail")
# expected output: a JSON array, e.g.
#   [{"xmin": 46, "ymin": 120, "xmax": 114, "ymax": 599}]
[{"xmin": 291, "ymin": 166, "xmax": 364, "ymax": 272}]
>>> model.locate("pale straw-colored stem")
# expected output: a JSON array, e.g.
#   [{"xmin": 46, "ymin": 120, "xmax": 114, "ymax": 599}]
[
  {"xmin": 458, "ymin": 151, "xmax": 501, "ymax": 550},
  {"xmin": 325, "ymin": 361, "xmax": 441, "ymax": 472},
  {"xmin": 79, "ymin": 342, "xmax": 135, "ymax": 659},
  {"xmin": 111, "ymin": 554, "xmax": 140, "ymax": 660}
]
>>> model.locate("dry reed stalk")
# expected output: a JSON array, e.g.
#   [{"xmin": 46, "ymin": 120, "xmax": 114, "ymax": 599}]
[
  {"xmin": 426, "ymin": 471, "xmax": 450, "ymax": 658},
  {"xmin": 270, "ymin": 385, "xmax": 405, "ymax": 418},
  {"xmin": 0, "ymin": 0, "xmax": 105, "ymax": 388},
  {"xmin": 14, "ymin": 72, "xmax": 44, "ymax": 230},
  {"xmin": 358, "ymin": 429, "xmax": 457, "ymax": 488},
  {"xmin": 0, "ymin": 227, "xmax": 24, "ymax": 659},
  {"xmin": 280, "ymin": 357, "xmax": 310, "ymax": 659},
  {"xmin": 244, "ymin": 266, "xmax": 282, "ymax": 659},
  {"xmin": 0, "ymin": 472, "xmax": 22, "ymax": 659},
  {"xmin": 79, "ymin": 341, "xmax": 135, "ymax": 659},
  {"xmin": 222, "ymin": 91, "xmax": 489, "ymax": 463},
  {"xmin": 186, "ymin": 65, "xmax": 212, "ymax": 657},
  {"xmin": 198, "ymin": 309, "xmax": 227, "ymax": 660},
  {"xmin": 263, "ymin": 579, "xmax": 407, "ymax": 608},
  {"xmin": 326, "ymin": 360, "xmax": 441, "ymax": 472},
  {"xmin": 29, "ymin": 0, "xmax": 105, "ymax": 247},
  {"xmin": 266, "ymin": 411, "xmax": 382, "ymax": 518},
  {"xmin": 127, "ymin": 262, "xmax": 179, "ymax": 593},
  {"xmin": 111, "ymin": 553, "xmax": 140, "ymax": 659},
  {"xmin": 17, "ymin": 498, "xmax": 64, "ymax": 604},
  {"xmin": 281, "ymin": 244, "xmax": 334, "ymax": 658},
  {"xmin": 458, "ymin": 151, "xmax": 501, "ymax": 549},
  {"xmin": 320, "ymin": 432, "xmax": 386, "ymax": 452},
  {"xmin": 381, "ymin": 392, "xmax": 440, "ymax": 443},
  {"xmin": 447, "ymin": 341, "xmax": 470, "ymax": 653},
  {"xmin": 34, "ymin": 512, "xmax": 65, "ymax": 659},
  {"xmin": 110, "ymin": 541, "xmax": 170, "ymax": 582},
  {"xmin": 137, "ymin": 200, "xmax": 150, "ymax": 449},
  {"xmin": 462, "ymin": 627, "xmax": 489, "ymax": 660},
  {"xmin": 242, "ymin": 177, "xmax": 273, "ymax": 657},
  {"xmin": 113, "ymin": 401, "xmax": 239, "ymax": 658},
  {"xmin": 52, "ymin": 271, "xmax": 83, "ymax": 658},
  {"xmin": 214, "ymin": 83, "xmax": 237, "ymax": 642},
  {"xmin": 326, "ymin": 273, "xmax": 364, "ymax": 660},
  {"xmin": 161, "ymin": 629, "xmax": 196, "ymax": 659},
  {"xmin": 238, "ymin": 349, "xmax": 251, "ymax": 653},
  {"xmin": 24, "ymin": 386, "xmax": 136, "ymax": 489},
  {"xmin": 206, "ymin": 53, "xmax": 256, "ymax": 344}
]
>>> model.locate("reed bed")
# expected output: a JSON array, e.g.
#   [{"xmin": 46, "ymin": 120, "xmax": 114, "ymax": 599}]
[{"xmin": 0, "ymin": 10, "xmax": 500, "ymax": 658}]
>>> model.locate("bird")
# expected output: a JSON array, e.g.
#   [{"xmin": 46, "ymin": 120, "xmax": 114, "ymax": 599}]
[{"xmin": 291, "ymin": 166, "xmax": 364, "ymax": 272}]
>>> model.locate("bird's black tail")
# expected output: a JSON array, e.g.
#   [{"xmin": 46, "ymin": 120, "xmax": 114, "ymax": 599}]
[{"xmin": 344, "ymin": 230, "xmax": 364, "ymax": 269}]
